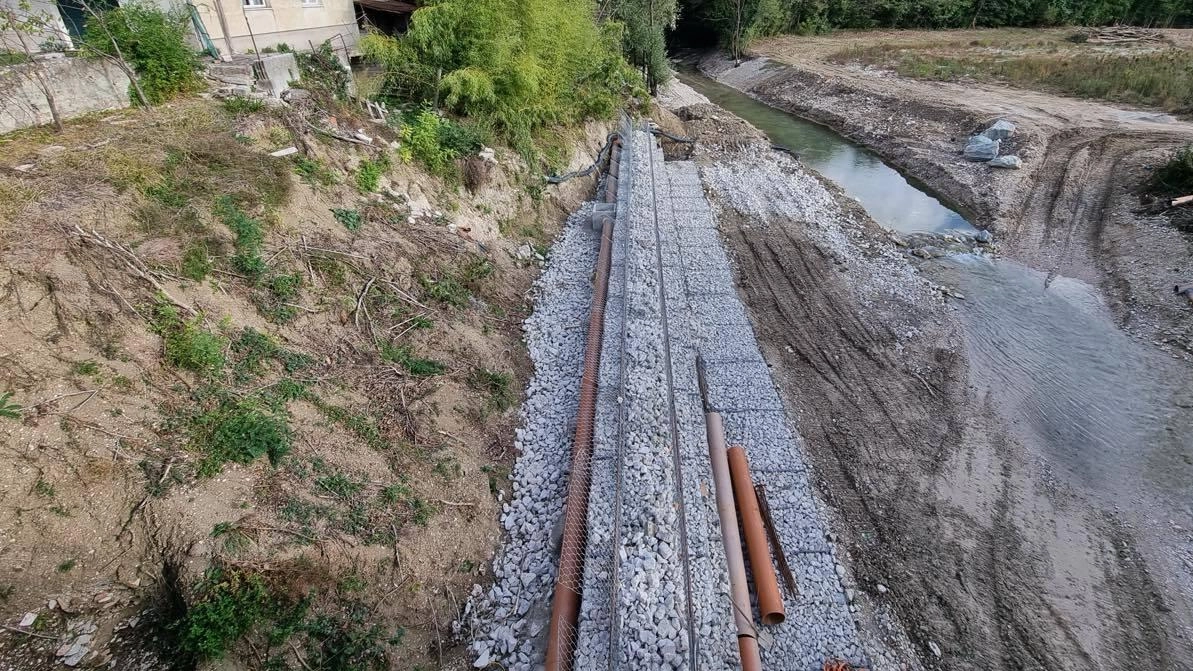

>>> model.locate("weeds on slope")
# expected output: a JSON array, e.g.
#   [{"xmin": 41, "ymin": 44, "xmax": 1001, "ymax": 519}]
[{"xmin": 834, "ymin": 43, "xmax": 1193, "ymax": 115}]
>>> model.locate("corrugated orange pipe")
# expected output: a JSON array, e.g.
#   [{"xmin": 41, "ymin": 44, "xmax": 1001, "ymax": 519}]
[
  {"xmin": 543, "ymin": 137, "xmax": 620, "ymax": 671},
  {"xmin": 728, "ymin": 446, "xmax": 786, "ymax": 625}
]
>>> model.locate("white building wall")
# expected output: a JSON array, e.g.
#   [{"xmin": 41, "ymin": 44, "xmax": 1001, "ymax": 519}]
[
  {"xmin": 0, "ymin": 0, "xmax": 73, "ymax": 55},
  {"xmin": 192, "ymin": 0, "xmax": 359, "ymax": 58}
]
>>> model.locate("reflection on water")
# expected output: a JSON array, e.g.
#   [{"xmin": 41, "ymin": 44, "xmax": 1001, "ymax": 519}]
[
  {"xmin": 932, "ymin": 254, "xmax": 1192, "ymax": 505},
  {"xmin": 677, "ymin": 70, "xmax": 974, "ymax": 235}
]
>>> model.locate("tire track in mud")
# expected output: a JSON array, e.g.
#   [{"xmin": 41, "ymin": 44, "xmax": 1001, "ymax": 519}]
[
  {"xmin": 1010, "ymin": 129, "xmax": 1189, "ymax": 291},
  {"xmin": 715, "ymin": 205, "xmax": 1179, "ymax": 670}
]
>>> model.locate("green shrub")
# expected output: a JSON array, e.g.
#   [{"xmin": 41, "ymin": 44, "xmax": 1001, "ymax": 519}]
[
  {"xmin": 153, "ymin": 303, "xmax": 227, "ymax": 376},
  {"xmin": 181, "ymin": 242, "xmax": 213, "ymax": 281},
  {"xmin": 221, "ymin": 96, "xmax": 265, "ymax": 116},
  {"xmin": 193, "ymin": 398, "xmax": 291, "ymax": 477},
  {"xmin": 331, "ymin": 208, "xmax": 363, "ymax": 231},
  {"xmin": 82, "ymin": 2, "xmax": 202, "ymax": 105},
  {"xmin": 178, "ymin": 568, "xmax": 275, "ymax": 660},
  {"xmin": 359, "ymin": 0, "xmax": 642, "ymax": 158},
  {"xmin": 396, "ymin": 109, "xmax": 485, "ymax": 177},
  {"xmin": 296, "ymin": 41, "xmax": 351, "ymax": 101},
  {"xmin": 355, "ymin": 157, "xmax": 389, "ymax": 193},
  {"xmin": 1151, "ymin": 144, "xmax": 1193, "ymax": 197}
]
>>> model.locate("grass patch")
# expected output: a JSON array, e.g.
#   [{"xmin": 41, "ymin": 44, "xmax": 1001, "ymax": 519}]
[
  {"xmin": 57, "ymin": 559, "xmax": 76, "ymax": 573},
  {"xmin": 72, "ymin": 360, "xmax": 100, "ymax": 376},
  {"xmin": 468, "ymin": 368, "xmax": 516, "ymax": 413},
  {"xmin": 1150, "ymin": 144, "xmax": 1193, "ymax": 197},
  {"xmin": 181, "ymin": 242, "xmax": 213, "ymax": 281},
  {"xmin": 833, "ymin": 43, "xmax": 1193, "ymax": 115},
  {"xmin": 178, "ymin": 567, "xmax": 297, "ymax": 661},
  {"xmin": 315, "ymin": 472, "xmax": 365, "ymax": 499},
  {"xmin": 230, "ymin": 327, "xmax": 314, "ymax": 383},
  {"xmin": 152, "ymin": 302, "xmax": 227, "ymax": 377},
  {"xmin": 221, "ymin": 96, "xmax": 265, "ymax": 116},
  {"xmin": 295, "ymin": 156, "xmax": 337, "ymax": 186},
  {"xmin": 190, "ymin": 396, "xmax": 292, "ymax": 477},
  {"xmin": 378, "ymin": 343, "xmax": 445, "ymax": 377},
  {"xmin": 215, "ymin": 197, "xmax": 267, "ymax": 278},
  {"xmin": 0, "ymin": 391, "xmax": 20, "ymax": 420}
]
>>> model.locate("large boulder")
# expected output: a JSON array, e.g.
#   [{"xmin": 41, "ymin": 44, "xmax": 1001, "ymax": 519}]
[
  {"xmin": 989, "ymin": 155, "xmax": 1023, "ymax": 169},
  {"xmin": 982, "ymin": 119, "xmax": 1017, "ymax": 140},
  {"xmin": 963, "ymin": 135, "xmax": 1000, "ymax": 161}
]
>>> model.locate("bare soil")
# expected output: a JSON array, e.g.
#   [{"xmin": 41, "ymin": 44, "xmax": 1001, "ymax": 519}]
[
  {"xmin": 0, "ymin": 99, "xmax": 605, "ymax": 670},
  {"xmin": 668, "ymin": 31, "xmax": 1193, "ymax": 671}
]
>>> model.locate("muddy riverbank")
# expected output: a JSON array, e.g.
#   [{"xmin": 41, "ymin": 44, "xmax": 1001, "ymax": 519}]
[{"xmin": 660, "ymin": 63, "xmax": 1193, "ymax": 670}]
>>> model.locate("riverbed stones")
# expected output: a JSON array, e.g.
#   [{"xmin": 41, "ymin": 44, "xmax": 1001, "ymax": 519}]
[
  {"xmin": 963, "ymin": 134, "xmax": 1000, "ymax": 161},
  {"xmin": 989, "ymin": 155, "xmax": 1023, "ymax": 169}
]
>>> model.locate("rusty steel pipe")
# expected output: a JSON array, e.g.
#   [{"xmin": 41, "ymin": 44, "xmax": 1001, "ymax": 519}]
[
  {"xmin": 543, "ymin": 136, "xmax": 621, "ymax": 671},
  {"xmin": 728, "ymin": 446, "xmax": 785, "ymax": 626}
]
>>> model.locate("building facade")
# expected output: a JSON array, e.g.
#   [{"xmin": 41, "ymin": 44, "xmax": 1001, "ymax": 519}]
[{"xmin": 194, "ymin": 0, "xmax": 360, "ymax": 58}]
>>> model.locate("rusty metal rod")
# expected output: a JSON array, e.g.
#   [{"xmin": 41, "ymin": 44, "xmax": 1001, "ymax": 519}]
[
  {"xmin": 728, "ymin": 446, "xmax": 785, "ymax": 626},
  {"xmin": 698, "ymin": 356, "xmax": 763, "ymax": 671},
  {"xmin": 543, "ymin": 137, "xmax": 621, "ymax": 671},
  {"xmin": 755, "ymin": 483, "xmax": 798, "ymax": 599}
]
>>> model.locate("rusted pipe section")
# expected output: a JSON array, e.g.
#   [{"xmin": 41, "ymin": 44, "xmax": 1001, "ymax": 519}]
[
  {"xmin": 728, "ymin": 446, "xmax": 785, "ymax": 625},
  {"xmin": 544, "ymin": 135, "xmax": 622, "ymax": 671},
  {"xmin": 698, "ymin": 357, "xmax": 763, "ymax": 671}
]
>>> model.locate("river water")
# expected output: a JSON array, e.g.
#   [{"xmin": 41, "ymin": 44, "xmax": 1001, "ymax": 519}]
[
  {"xmin": 679, "ymin": 69, "xmax": 1193, "ymax": 535},
  {"xmin": 677, "ymin": 71, "xmax": 974, "ymax": 235}
]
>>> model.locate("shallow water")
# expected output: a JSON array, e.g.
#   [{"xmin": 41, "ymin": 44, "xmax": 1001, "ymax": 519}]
[
  {"xmin": 933, "ymin": 255, "xmax": 1192, "ymax": 507},
  {"xmin": 677, "ymin": 70, "xmax": 974, "ymax": 235}
]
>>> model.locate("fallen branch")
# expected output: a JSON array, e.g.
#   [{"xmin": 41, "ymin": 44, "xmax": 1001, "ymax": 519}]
[
  {"xmin": 354, "ymin": 277, "xmax": 376, "ymax": 332},
  {"xmin": 0, "ymin": 624, "xmax": 59, "ymax": 640},
  {"xmin": 304, "ymin": 120, "xmax": 379, "ymax": 149},
  {"xmin": 1173, "ymin": 195, "xmax": 1193, "ymax": 207},
  {"xmin": 70, "ymin": 226, "xmax": 196, "ymax": 316}
]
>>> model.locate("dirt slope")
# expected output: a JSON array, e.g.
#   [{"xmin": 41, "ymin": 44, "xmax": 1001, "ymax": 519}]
[{"xmin": 0, "ymin": 98, "xmax": 605, "ymax": 670}]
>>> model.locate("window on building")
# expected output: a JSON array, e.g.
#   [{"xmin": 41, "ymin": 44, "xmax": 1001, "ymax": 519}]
[
  {"xmin": 301, "ymin": 0, "xmax": 321, "ymax": 6},
  {"xmin": 243, "ymin": 0, "xmax": 267, "ymax": 8}
]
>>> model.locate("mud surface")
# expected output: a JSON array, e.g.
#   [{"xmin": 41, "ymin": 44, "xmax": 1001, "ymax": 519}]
[{"xmin": 661, "ymin": 50, "xmax": 1193, "ymax": 670}]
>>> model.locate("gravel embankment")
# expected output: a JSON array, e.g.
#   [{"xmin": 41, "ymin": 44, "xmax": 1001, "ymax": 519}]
[{"xmin": 469, "ymin": 127, "xmax": 877, "ymax": 670}]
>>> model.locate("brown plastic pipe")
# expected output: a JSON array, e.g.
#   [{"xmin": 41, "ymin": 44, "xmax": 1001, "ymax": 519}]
[
  {"xmin": 728, "ymin": 446, "xmax": 785, "ymax": 626},
  {"xmin": 543, "ymin": 137, "xmax": 620, "ymax": 671},
  {"xmin": 707, "ymin": 412, "xmax": 764, "ymax": 671}
]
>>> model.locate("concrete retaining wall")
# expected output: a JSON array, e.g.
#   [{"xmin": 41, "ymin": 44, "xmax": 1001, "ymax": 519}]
[{"xmin": 0, "ymin": 57, "xmax": 130, "ymax": 134}]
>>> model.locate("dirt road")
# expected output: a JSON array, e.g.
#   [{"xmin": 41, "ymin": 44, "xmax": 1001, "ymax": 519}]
[{"xmin": 661, "ymin": 36, "xmax": 1193, "ymax": 670}]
